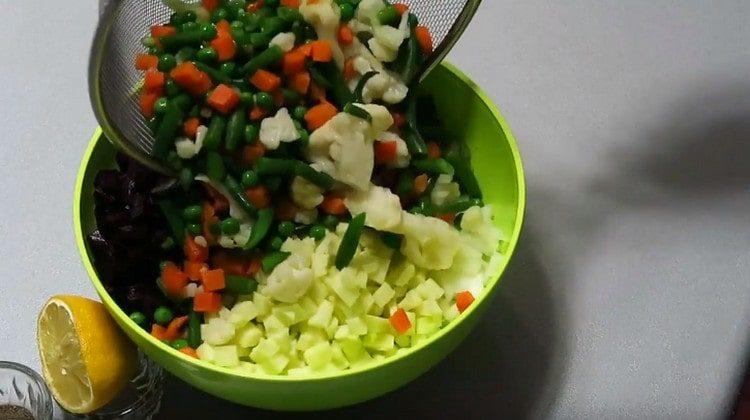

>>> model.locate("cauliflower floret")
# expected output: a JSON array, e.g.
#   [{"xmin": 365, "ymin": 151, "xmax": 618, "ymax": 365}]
[
  {"xmin": 344, "ymin": 184, "xmax": 402, "ymax": 231},
  {"xmin": 307, "ymin": 105, "xmax": 392, "ymax": 191},
  {"xmin": 377, "ymin": 131, "xmax": 410, "ymax": 168},
  {"xmin": 300, "ymin": 0, "xmax": 345, "ymax": 67},
  {"xmin": 261, "ymin": 237, "xmax": 317, "ymax": 303},
  {"xmin": 356, "ymin": 0, "xmax": 385, "ymax": 26},
  {"xmin": 460, "ymin": 206, "xmax": 504, "ymax": 256},
  {"xmin": 259, "ymin": 108, "xmax": 299, "ymax": 150},
  {"xmin": 395, "ymin": 212, "xmax": 461, "ymax": 270},
  {"xmin": 346, "ymin": 43, "xmax": 408, "ymax": 104},
  {"xmin": 194, "ymin": 175, "xmax": 251, "ymax": 221},
  {"xmin": 290, "ymin": 176, "xmax": 324, "ymax": 209},
  {"xmin": 269, "ymin": 32, "xmax": 295, "ymax": 52},
  {"xmin": 174, "ymin": 125, "xmax": 207, "ymax": 159},
  {"xmin": 217, "ymin": 223, "xmax": 252, "ymax": 249},
  {"xmin": 295, "ymin": 208, "xmax": 319, "ymax": 225},
  {"xmin": 430, "ymin": 174, "xmax": 461, "ymax": 207}
]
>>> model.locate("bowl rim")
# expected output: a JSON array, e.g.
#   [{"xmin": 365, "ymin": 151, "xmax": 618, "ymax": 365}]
[{"xmin": 73, "ymin": 62, "xmax": 526, "ymax": 383}]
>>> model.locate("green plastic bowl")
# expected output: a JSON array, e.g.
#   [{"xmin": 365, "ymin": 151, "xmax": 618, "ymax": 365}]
[{"xmin": 73, "ymin": 63, "xmax": 525, "ymax": 411}]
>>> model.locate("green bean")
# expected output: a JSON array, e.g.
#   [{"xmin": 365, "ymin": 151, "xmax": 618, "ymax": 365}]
[
  {"xmin": 187, "ymin": 309, "xmax": 201, "ymax": 348},
  {"xmin": 200, "ymin": 23, "xmax": 218, "ymax": 40},
  {"xmin": 225, "ymin": 275, "xmax": 259, "ymax": 295},
  {"xmin": 220, "ymin": 217, "xmax": 241, "ymax": 235},
  {"xmin": 152, "ymin": 101, "xmax": 183, "ymax": 159},
  {"xmin": 220, "ymin": 62, "xmax": 237, "ymax": 77},
  {"xmin": 160, "ymin": 31, "xmax": 205, "ymax": 51},
  {"xmin": 153, "ymin": 97, "xmax": 169, "ymax": 115},
  {"xmin": 206, "ymin": 151, "xmax": 226, "ymax": 182},
  {"xmin": 157, "ymin": 199, "xmax": 185, "ymax": 245},
  {"xmin": 403, "ymin": 94, "xmax": 428, "ymax": 156},
  {"xmin": 261, "ymin": 251, "xmax": 291, "ymax": 272},
  {"xmin": 294, "ymin": 161, "xmax": 334, "ymax": 189},
  {"xmin": 194, "ymin": 61, "xmax": 231, "ymax": 84},
  {"xmin": 335, "ymin": 213, "xmax": 366, "ymax": 269},
  {"xmin": 282, "ymin": 88, "xmax": 301, "ymax": 105},
  {"xmin": 435, "ymin": 196, "xmax": 484, "ymax": 214},
  {"xmin": 203, "ymin": 114, "xmax": 226, "ymax": 151},
  {"xmin": 260, "ymin": 16, "xmax": 284, "ymax": 37},
  {"xmin": 445, "ymin": 153, "xmax": 483, "ymax": 199},
  {"xmin": 224, "ymin": 108, "xmax": 246, "ymax": 152},
  {"xmin": 317, "ymin": 61, "xmax": 353, "ymax": 108},
  {"xmin": 394, "ymin": 14, "xmax": 421, "ymax": 84},
  {"xmin": 396, "ymin": 171, "xmax": 415, "ymax": 196},
  {"xmin": 255, "ymin": 157, "xmax": 295, "ymax": 177},
  {"xmin": 240, "ymin": 45, "xmax": 283, "ymax": 75},
  {"xmin": 412, "ymin": 158, "xmax": 454, "ymax": 175},
  {"xmin": 244, "ymin": 208, "xmax": 274, "ymax": 250},
  {"xmin": 343, "ymin": 102, "xmax": 372, "ymax": 122},
  {"xmin": 224, "ymin": 174, "xmax": 258, "ymax": 217},
  {"xmin": 277, "ymin": 6, "xmax": 302, "ymax": 23},
  {"xmin": 307, "ymin": 64, "xmax": 332, "ymax": 89},
  {"xmin": 356, "ymin": 31, "xmax": 373, "ymax": 44},
  {"xmin": 380, "ymin": 231, "xmax": 403, "ymax": 250},
  {"xmin": 353, "ymin": 71, "xmax": 378, "ymax": 103},
  {"xmin": 171, "ymin": 93, "xmax": 192, "ymax": 112},
  {"xmin": 179, "ymin": 167, "xmax": 194, "ymax": 191},
  {"xmin": 249, "ymin": 32, "xmax": 270, "ymax": 49}
]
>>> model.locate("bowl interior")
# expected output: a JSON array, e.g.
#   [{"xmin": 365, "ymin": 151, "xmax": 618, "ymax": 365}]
[{"xmin": 74, "ymin": 63, "xmax": 525, "ymax": 410}]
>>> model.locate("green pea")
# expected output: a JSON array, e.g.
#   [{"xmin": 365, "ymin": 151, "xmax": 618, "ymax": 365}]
[
  {"xmin": 165, "ymin": 79, "xmax": 181, "ymax": 97},
  {"xmin": 154, "ymin": 306, "xmax": 174, "ymax": 326},
  {"xmin": 187, "ymin": 223, "xmax": 202, "ymax": 236},
  {"xmin": 180, "ymin": 21, "xmax": 199, "ymax": 32},
  {"xmin": 182, "ymin": 205, "xmax": 203, "ymax": 222},
  {"xmin": 196, "ymin": 47, "xmax": 218, "ymax": 63},
  {"xmin": 157, "ymin": 54, "xmax": 177, "ymax": 72},
  {"xmin": 278, "ymin": 6, "xmax": 302, "ymax": 23},
  {"xmin": 292, "ymin": 105, "xmax": 307, "ymax": 120},
  {"xmin": 244, "ymin": 124, "xmax": 258, "ymax": 143},
  {"xmin": 200, "ymin": 23, "xmax": 218, "ymax": 40},
  {"xmin": 322, "ymin": 214, "xmax": 339, "ymax": 230},
  {"xmin": 147, "ymin": 46, "xmax": 160, "ymax": 55},
  {"xmin": 293, "ymin": 120, "xmax": 302, "ymax": 130},
  {"xmin": 377, "ymin": 6, "xmax": 399, "ymax": 25},
  {"xmin": 129, "ymin": 311, "xmax": 147, "ymax": 326},
  {"xmin": 171, "ymin": 338, "xmax": 189, "ymax": 350},
  {"xmin": 220, "ymin": 62, "xmax": 237, "ymax": 77},
  {"xmin": 141, "ymin": 36, "xmax": 156, "ymax": 47},
  {"xmin": 169, "ymin": 12, "xmax": 187, "ymax": 26},
  {"xmin": 240, "ymin": 92, "xmax": 255, "ymax": 106},
  {"xmin": 221, "ymin": 217, "xmax": 241, "ymax": 235},
  {"xmin": 254, "ymin": 92, "xmax": 274, "ymax": 109},
  {"xmin": 269, "ymin": 236, "xmax": 284, "ymax": 250},
  {"xmin": 241, "ymin": 170, "xmax": 259, "ymax": 187},
  {"xmin": 297, "ymin": 128, "xmax": 309, "ymax": 144},
  {"xmin": 211, "ymin": 7, "xmax": 229, "ymax": 23},
  {"xmin": 278, "ymin": 221, "xmax": 295, "ymax": 237},
  {"xmin": 339, "ymin": 3, "xmax": 354, "ymax": 21},
  {"xmin": 309, "ymin": 225, "xmax": 326, "ymax": 240},
  {"xmin": 153, "ymin": 97, "xmax": 169, "ymax": 115}
]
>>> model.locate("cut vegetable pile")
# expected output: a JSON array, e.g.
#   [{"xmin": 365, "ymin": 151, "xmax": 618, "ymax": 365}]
[{"xmin": 90, "ymin": 0, "xmax": 507, "ymax": 376}]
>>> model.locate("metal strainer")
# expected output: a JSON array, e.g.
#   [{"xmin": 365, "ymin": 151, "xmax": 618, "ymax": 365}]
[{"xmin": 89, "ymin": 0, "xmax": 482, "ymax": 174}]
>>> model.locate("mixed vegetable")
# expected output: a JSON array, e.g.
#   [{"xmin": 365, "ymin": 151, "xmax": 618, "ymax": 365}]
[{"xmin": 93, "ymin": 0, "xmax": 506, "ymax": 375}]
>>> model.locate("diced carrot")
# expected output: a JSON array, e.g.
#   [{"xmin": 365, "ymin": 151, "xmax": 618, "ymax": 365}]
[
  {"xmin": 280, "ymin": 0, "xmax": 300, "ymax": 8},
  {"xmin": 389, "ymin": 308, "xmax": 412, "ymax": 334},
  {"xmin": 165, "ymin": 315, "xmax": 189, "ymax": 340},
  {"xmin": 337, "ymin": 25, "xmax": 354, "ymax": 45},
  {"xmin": 438, "ymin": 213, "xmax": 456, "ymax": 224},
  {"xmin": 207, "ymin": 84, "xmax": 240, "ymax": 114},
  {"xmin": 272, "ymin": 89, "xmax": 285, "ymax": 107},
  {"xmin": 139, "ymin": 92, "xmax": 159, "ymax": 118},
  {"xmin": 413, "ymin": 173, "xmax": 429, "ymax": 195},
  {"xmin": 290, "ymin": 71, "xmax": 311, "ymax": 94},
  {"xmin": 415, "ymin": 25, "xmax": 434, "ymax": 53},
  {"xmin": 275, "ymin": 198, "xmax": 297, "ymax": 221},
  {"xmin": 304, "ymin": 101, "xmax": 337, "ymax": 131},
  {"xmin": 456, "ymin": 291, "xmax": 475, "ymax": 313},
  {"xmin": 250, "ymin": 69, "xmax": 282, "ymax": 92},
  {"xmin": 201, "ymin": 268, "xmax": 226, "ymax": 292},
  {"xmin": 161, "ymin": 263, "xmax": 189, "ymax": 296},
  {"xmin": 135, "ymin": 54, "xmax": 158, "ymax": 70},
  {"xmin": 179, "ymin": 347, "xmax": 199, "ymax": 358},
  {"xmin": 144, "ymin": 70, "xmax": 165, "ymax": 93},
  {"xmin": 296, "ymin": 43, "xmax": 313, "ymax": 57},
  {"xmin": 184, "ymin": 235, "xmax": 209, "ymax": 263},
  {"xmin": 374, "ymin": 140, "xmax": 398, "ymax": 164},
  {"xmin": 215, "ymin": 19, "xmax": 231, "ymax": 34},
  {"xmin": 193, "ymin": 292, "xmax": 222, "ymax": 313},
  {"xmin": 191, "ymin": 71, "xmax": 214, "ymax": 96},
  {"xmin": 211, "ymin": 251, "xmax": 248, "ymax": 275},
  {"xmin": 427, "ymin": 141, "xmax": 441, "ymax": 159},
  {"xmin": 183, "ymin": 117, "xmax": 200, "ymax": 138},
  {"xmin": 170, "ymin": 62, "xmax": 212, "ymax": 95},
  {"xmin": 201, "ymin": 0, "xmax": 220, "ymax": 12},
  {"xmin": 393, "ymin": 3, "xmax": 408, "ymax": 15},
  {"xmin": 150, "ymin": 25, "xmax": 177, "ymax": 43},
  {"xmin": 246, "ymin": 0, "xmax": 264, "ymax": 12},
  {"xmin": 240, "ymin": 142, "xmax": 266, "ymax": 166},
  {"xmin": 150, "ymin": 324, "xmax": 169, "ymax": 341},
  {"xmin": 310, "ymin": 40, "xmax": 333, "ymax": 62},
  {"xmin": 282, "ymin": 50, "xmax": 306, "ymax": 75},
  {"xmin": 248, "ymin": 105, "xmax": 267, "ymax": 121},
  {"xmin": 245, "ymin": 185, "xmax": 270, "ymax": 209},
  {"xmin": 319, "ymin": 193, "xmax": 348, "ymax": 215},
  {"xmin": 184, "ymin": 261, "xmax": 208, "ymax": 281},
  {"xmin": 391, "ymin": 112, "xmax": 406, "ymax": 129},
  {"xmin": 247, "ymin": 256, "xmax": 262, "ymax": 276},
  {"xmin": 201, "ymin": 202, "xmax": 219, "ymax": 245},
  {"xmin": 211, "ymin": 31, "xmax": 236, "ymax": 61},
  {"xmin": 343, "ymin": 58, "xmax": 357, "ymax": 81},
  {"xmin": 309, "ymin": 82, "xmax": 327, "ymax": 103}
]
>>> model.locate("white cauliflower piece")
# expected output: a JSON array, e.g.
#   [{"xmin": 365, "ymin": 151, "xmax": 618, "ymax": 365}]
[
  {"xmin": 290, "ymin": 176, "xmax": 324, "ymax": 209},
  {"xmin": 344, "ymin": 184, "xmax": 402, "ymax": 231},
  {"xmin": 259, "ymin": 108, "xmax": 299, "ymax": 150},
  {"xmin": 217, "ymin": 223, "xmax": 252, "ymax": 249},
  {"xmin": 269, "ymin": 32, "xmax": 295, "ymax": 52},
  {"xmin": 395, "ymin": 212, "xmax": 461, "ymax": 270},
  {"xmin": 346, "ymin": 43, "xmax": 408, "ymax": 104},
  {"xmin": 460, "ymin": 206, "xmax": 504, "ymax": 255},
  {"xmin": 430, "ymin": 174, "xmax": 461, "ymax": 207},
  {"xmin": 194, "ymin": 175, "xmax": 251, "ymax": 221},
  {"xmin": 356, "ymin": 0, "xmax": 385, "ymax": 26},
  {"xmin": 377, "ymin": 131, "xmax": 410, "ymax": 168},
  {"xmin": 174, "ymin": 125, "xmax": 207, "ymax": 159},
  {"xmin": 295, "ymin": 208, "xmax": 319, "ymax": 225},
  {"xmin": 261, "ymin": 237, "xmax": 317, "ymax": 303},
  {"xmin": 300, "ymin": 0, "xmax": 345, "ymax": 67}
]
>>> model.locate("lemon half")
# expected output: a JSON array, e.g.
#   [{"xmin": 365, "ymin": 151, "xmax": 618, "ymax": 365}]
[{"xmin": 37, "ymin": 295, "xmax": 137, "ymax": 414}]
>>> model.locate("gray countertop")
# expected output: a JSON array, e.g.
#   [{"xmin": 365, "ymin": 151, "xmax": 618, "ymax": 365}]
[{"xmin": 2, "ymin": 1, "xmax": 750, "ymax": 418}]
